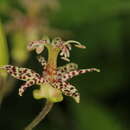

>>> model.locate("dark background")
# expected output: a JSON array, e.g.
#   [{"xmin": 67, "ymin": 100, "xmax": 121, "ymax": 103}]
[{"xmin": 0, "ymin": 0, "xmax": 130, "ymax": 130}]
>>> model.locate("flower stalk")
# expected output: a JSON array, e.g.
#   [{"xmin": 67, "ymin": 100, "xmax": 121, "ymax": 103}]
[{"xmin": 25, "ymin": 100, "xmax": 54, "ymax": 130}]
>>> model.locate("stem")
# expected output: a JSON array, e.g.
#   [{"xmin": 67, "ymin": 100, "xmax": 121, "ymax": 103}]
[{"xmin": 24, "ymin": 100, "xmax": 54, "ymax": 130}]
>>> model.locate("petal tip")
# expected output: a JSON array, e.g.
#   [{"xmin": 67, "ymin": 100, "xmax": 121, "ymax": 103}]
[
  {"xmin": 96, "ymin": 69, "xmax": 100, "ymax": 72},
  {"xmin": 75, "ymin": 44, "xmax": 86, "ymax": 49},
  {"xmin": 18, "ymin": 93, "xmax": 22, "ymax": 96},
  {"xmin": 74, "ymin": 95, "xmax": 80, "ymax": 103}
]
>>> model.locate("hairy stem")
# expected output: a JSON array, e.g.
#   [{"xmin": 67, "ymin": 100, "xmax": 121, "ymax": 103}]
[{"xmin": 25, "ymin": 100, "xmax": 54, "ymax": 130}]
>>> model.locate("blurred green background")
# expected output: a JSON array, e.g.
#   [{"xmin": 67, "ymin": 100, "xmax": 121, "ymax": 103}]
[{"xmin": 0, "ymin": 0, "xmax": 130, "ymax": 130}]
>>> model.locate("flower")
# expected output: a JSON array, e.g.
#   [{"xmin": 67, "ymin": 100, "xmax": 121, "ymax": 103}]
[{"xmin": 0, "ymin": 37, "xmax": 100, "ymax": 103}]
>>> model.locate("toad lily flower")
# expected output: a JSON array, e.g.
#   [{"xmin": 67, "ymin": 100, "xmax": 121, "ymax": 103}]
[{"xmin": 0, "ymin": 37, "xmax": 100, "ymax": 103}]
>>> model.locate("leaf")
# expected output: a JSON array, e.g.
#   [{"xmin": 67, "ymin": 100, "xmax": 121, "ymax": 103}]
[{"xmin": 0, "ymin": 20, "xmax": 9, "ymax": 77}]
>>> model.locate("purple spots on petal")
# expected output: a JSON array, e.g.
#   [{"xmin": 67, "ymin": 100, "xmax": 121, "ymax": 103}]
[
  {"xmin": 72, "ymin": 71, "xmax": 75, "ymax": 75},
  {"xmin": 23, "ymin": 69, "xmax": 27, "ymax": 73}
]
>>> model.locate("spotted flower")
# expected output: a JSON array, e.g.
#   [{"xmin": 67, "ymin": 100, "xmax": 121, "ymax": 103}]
[{"xmin": 0, "ymin": 37, "xmax": 100, "ymax": 103}]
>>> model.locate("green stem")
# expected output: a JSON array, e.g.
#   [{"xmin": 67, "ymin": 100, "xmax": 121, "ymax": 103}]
[{"xmin": 24, "ymin": 100, "xmax": 54, "ymax": 130}]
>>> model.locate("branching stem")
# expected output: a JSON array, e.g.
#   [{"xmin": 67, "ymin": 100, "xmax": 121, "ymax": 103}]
[{"xmin": 25, "ymin": 100, "xmax": 54, "ymax": 130}]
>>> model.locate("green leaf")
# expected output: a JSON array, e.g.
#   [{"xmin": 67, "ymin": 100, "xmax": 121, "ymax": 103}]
[{"xmin": 0, "ymin": 20, "xmax": 9, "ymax": 77}]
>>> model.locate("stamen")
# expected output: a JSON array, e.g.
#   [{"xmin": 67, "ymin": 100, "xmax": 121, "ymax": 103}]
[
  {"xmin": 61, "ymin": 57, "xmax": 70, "ymax": 62},
  {"xmin": 64, "ymin": 40, "xmax": 86, "ymax": 49}
]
